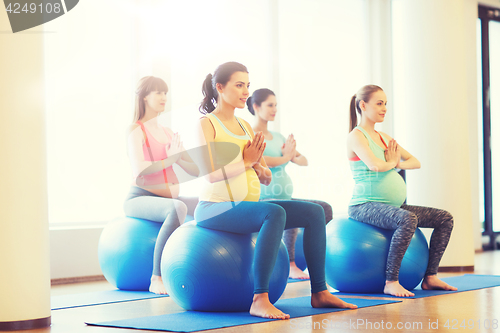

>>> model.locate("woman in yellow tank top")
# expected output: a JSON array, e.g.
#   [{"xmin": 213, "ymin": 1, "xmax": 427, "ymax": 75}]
[{"xmin": 193, "ymin": 62, "xmax": 357, "ymax": 320}]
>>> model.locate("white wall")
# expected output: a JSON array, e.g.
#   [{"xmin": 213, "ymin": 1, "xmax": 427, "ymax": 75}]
[
  {"xmin": 278, "ymin": 0, "xmax": 370, "ymax": 214},
  {"xmin": 392, "ymin": 0, "xmax": 478, "ymax": 266}
]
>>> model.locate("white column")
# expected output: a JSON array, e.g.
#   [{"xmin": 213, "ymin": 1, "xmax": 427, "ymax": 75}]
[
  {"xmin": 392, "ymin": 0, "xmax": 478, "ymax": 268},
  {"xmin": 0, "ymin": 10, "xmax": 51, "ymax": 330}
]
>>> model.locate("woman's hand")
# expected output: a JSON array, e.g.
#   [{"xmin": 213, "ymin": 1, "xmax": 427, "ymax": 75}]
[
  {"xmin": 166, "ymin": 133, "xmax": 183, "ymax": 163},
  {"xmin": 243, "ymin": 131, "xmax": 266, "ymax": 168},
  {"xmin": 281, "ymin": 134, "xmax": 296, "ymax": 161},
  {"xmin": 384, "ymin": 139, "xmax": 401, "ymax": 167}
]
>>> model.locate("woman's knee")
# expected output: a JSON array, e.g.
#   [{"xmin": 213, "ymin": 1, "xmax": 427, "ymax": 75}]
[
  {"xmin": 172, "ymin": 199, "xmax": 188, "ymax": 221},
  {"xmin": 441, "ymin": 210, "xmax": 454, "ymax": 230},
  {"xmin": 400, "ymin": 211, "xmax": 418, "ymax": 231},
  {"xmin": 267, "ymin": 204, "xmax": 286, "ymax": 229}
]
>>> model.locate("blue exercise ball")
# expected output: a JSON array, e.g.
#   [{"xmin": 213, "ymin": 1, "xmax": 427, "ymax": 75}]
[
  {"xmin": 294, "ymin": 228, "xmax": 307, "ymax": 271},
  {"xmin": 325, "ymin": 217, "xmax": 429, "ymax": 293},
  {"xmin": 98, "ymin": 216, "xmax": 194, "ymax": 291},
  {"xmin": 161, "ymin": 222, "xmax": 290, "ymax": 312}
]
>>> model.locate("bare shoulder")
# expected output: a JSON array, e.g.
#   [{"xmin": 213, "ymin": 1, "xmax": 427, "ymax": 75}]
[
  {"xmin": 126, "ymin": 123, "xmax": 140, "ymax": 136},
  {"xmin": 347, "ymin": 128, "xmax": 367, "ymax": 144},
  {"xmin": 199, "ymin": 116, "xmax": 215, "ymax": 138}
]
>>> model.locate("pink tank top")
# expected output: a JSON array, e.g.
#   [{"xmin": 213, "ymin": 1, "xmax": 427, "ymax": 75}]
[{"xmin": 136, "ymin": 121, "xmax": 178, "ymax": 187}]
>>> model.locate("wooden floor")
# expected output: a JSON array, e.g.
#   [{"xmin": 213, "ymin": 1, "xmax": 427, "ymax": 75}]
[{"xmin": 37, "ymin": 251, "xmax": 500, "ymax": 333}]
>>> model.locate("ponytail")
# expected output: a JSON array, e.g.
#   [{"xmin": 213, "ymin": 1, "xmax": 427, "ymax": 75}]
[
  {"xmin": 349, "ymin": 85, "xmax": 384, "ymax": 132},
  {"xmin": 200, "ymin": 74, "xmax": 217, "ymax": 114},
  {"xmin": 199, "ymin": 62, "xmax": 249, "ymax": 115},
  {"xmin": 349, "ymin": 94, "xmax": 358, "ymax": 132}
]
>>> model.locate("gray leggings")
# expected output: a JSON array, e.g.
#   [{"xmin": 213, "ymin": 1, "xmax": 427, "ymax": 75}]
[
  {"xmin": 281, "ymin": 198, "xmax": 333, "ymax": 263},
  {"xmin": 348, "ymin": 202, "xmax": 454, "ymax": 281},
  {"xmin": 123, "ymin": 187, "xmax": 188, "ymax": 277}
]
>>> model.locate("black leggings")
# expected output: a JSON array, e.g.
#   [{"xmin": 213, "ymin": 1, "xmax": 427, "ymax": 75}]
[{"xmin": 348, "ymin": 202, "xmax": 454, "ymax": 281}]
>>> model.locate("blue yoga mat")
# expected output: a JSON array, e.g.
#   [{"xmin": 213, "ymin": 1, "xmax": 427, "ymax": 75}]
[
  {"xmin": 51, "ymin": 290, "xmax": 168, "ymax": 310},
  {"xmin": 332, "ymin": 274, "xmax": 500, "ymax": 299},
  {"xmin": 288, "ymin": 277, "xmax": 309, "ymax": 283},
  {"xmin": 86, "ymin": 296, "xmax": 400, "ymax": 332}
]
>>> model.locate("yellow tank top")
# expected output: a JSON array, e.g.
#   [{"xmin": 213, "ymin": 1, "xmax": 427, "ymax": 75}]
[{"xmin": 199, "ymin": 113, "xmax": 261, "ymax": 202}]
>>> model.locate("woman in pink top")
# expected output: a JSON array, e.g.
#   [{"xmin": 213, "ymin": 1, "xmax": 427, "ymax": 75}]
[{"xmin": 125, "ymin": 76, "xmax": 198, "ymax": 294}]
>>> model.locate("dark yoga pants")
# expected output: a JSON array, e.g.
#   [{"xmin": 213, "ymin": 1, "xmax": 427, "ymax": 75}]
[{"xmin": 348, "ymin": 202, "xmax": 453, "ymax": 281}]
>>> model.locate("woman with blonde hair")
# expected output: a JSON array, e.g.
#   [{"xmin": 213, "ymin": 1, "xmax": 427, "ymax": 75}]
[{"xmin": 124, "ymin": 76, "xmax": 198, "ymax": 294}]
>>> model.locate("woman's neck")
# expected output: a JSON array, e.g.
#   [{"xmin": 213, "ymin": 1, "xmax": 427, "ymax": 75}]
[
  {"xmin": 253, "ymin": 117, "xmax": 269, "ymax": 134},
  {"xmin": 212, "ymin": 102, "xmax": 235, "ymax": 121},
  {"xmin": 140, "ymin": 109, "xmax": 159, "ymax": 125},
  {"xmin": 359, "ymin": 117, "xmax": 377, "ymax": 134}
]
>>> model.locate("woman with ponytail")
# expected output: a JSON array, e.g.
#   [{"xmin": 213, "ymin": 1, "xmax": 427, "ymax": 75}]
[
  {"xmin": 247, "ymin": 88, "xmax": 333, "ymax": 280},
  {"xmin": 194, "ymin": 62, "xmax": 357, "ymax": 319},
  {"xmin": 347, "ymin": 85, "xmax": 456, "ymax": 297},
  {"xmin": 124, "ymin": 76, "xmax": 199, "ymax": 294}
]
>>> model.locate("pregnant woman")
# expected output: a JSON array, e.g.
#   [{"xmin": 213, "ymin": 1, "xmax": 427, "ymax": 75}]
[{"xmin": 347, "ymin": 84, "xmax": 457, "ymax": 297}]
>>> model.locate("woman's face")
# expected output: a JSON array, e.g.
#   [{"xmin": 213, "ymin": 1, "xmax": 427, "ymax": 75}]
[
  {"xmin": 361, "ymin": 90, "xmax": 387, "ymax": 123},
  {"xmin": 255, "ymin": 94, "xmax": 277, "ymax": 122},
  {"xmin": 218, "ymin": 71, "xmax": 250, "ymax": 109},
  {"xmin": 144, "ymin": 90, "xmax": 167, "ymax": 114}
]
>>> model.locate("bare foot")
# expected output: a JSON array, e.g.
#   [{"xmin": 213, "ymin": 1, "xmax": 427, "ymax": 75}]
[
  {"xmin": 289, "ymin": 262, "xmax": 309, "ymax": 280},
  {"xmin": 249, "ymin": 293, "xmax": 290, "ymax": 320},
  {"xmin": 311, "ymin": 290, "xmax": 357, "ymax": 309},
  {"xmin": 149, "ymin": 275, "xmax": 168, "ymax": 295},
  {"xmin": 421, "ymin": 275, "xmax": 457, "ymax": 291},
  {"xmin": 384, "ymin": 280, "xmax": 415, "ymax": 297}
]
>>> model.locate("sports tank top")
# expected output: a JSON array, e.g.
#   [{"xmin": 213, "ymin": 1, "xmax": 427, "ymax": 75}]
[
  {"xmin": 260, "ymin": 131, "xmax": 293, "ymax": 200},
  {"xmin": 135, "ymin": 121, "xmax": 178, "ymax": 187},
  {"xmin": 349, "ymin": 126, "xmax": 406, "ymax": 207},
  {"xmin": 198, "ymin": 113, "xmax": 261, "ymax": 202}
]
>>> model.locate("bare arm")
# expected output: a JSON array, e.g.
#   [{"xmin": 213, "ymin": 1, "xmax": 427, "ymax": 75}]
[
  {"xmin": 127, "ymin": 124, "xmax": 179, "ymax": 178},
  {"xmin": 243, "ymin": 120, "xmax": 272, "ymax": 186},
  {"xmin": 196, "ymin": 117, "xmax": 263, "ymax": 183},
  {"xmin": 347, "ymin": 129, "xmax": 399, "ymax": 172},
  {"xmin": 379, "ymin": 132, "xmax": 421, "ymax": 170},
  {"xmin": 162, "ymin": 128, "xmax": 200, "ymax": 177},
  {"xmin": 291, "ymin": 150, "xmax": 308, "ymax": 166}
]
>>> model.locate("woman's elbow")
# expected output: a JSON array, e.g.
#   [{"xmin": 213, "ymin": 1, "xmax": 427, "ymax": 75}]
[{"xmin": 191, "ymin": 166, "xmax": 201, "ymax": 177}]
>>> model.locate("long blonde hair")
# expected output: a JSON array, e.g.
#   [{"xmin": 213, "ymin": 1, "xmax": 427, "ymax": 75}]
[
  {"xmin": 133, "ymin": 76, "xmax": 169, "ymax": 123},
  {"xmin": 349, "ymin": 85, "xmax": 383, "ymax": 132}
]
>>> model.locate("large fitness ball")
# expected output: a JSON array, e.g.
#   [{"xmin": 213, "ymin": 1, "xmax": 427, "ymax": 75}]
[
  {"xmin": 98, "ymin": 216, "xmax": 194, "ymax": 291},
  {"xmin": 325, "ymin": 217, "xmax": 429, "ymax": 293},
  {"xmin": 161, "ymin": 222, "xmax": 290, "ymax": 312},
  {"xmin": 294, "ymin": 228, "xmax": 307, "ymax": 271}
]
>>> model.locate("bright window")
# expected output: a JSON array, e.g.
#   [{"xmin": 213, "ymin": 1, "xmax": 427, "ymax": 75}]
[{"xmin": 44, "ymin": 0, "xmax": 370, "ymax": 224}]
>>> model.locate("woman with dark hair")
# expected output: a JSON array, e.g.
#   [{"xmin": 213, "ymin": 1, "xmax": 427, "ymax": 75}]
[
  {"xmin": 195, "ymin": 62, "xmax": 357, "ymax": 320},
  {"xmin": 125, "ymin": 76, "xmax": 198, "ymax": 294},
  {"xmin": 347, "ymin": 84, "xmax": 457, "ymax": 297},
  {"xmin": 247, "ymin": 88, "xmax": 333, "ymax": 280}
]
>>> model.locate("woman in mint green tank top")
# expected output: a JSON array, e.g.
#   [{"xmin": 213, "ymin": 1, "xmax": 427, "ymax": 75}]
[
  {"xmin": 347, "ymin": 85, "xmax": 456, "ymax": 297},
  {"xmin": 247, "ymin": 88, "xmax": 333, "ymax": 280}
]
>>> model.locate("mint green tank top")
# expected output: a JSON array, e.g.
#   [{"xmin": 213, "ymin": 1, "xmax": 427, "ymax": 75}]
[
  {"xmin": 349, "ymin": 126, "xmax": 406, "ymax": 207},
  {"xmin": 260, "ymin": 131, "xmax": 293, "ymax": 200}
]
